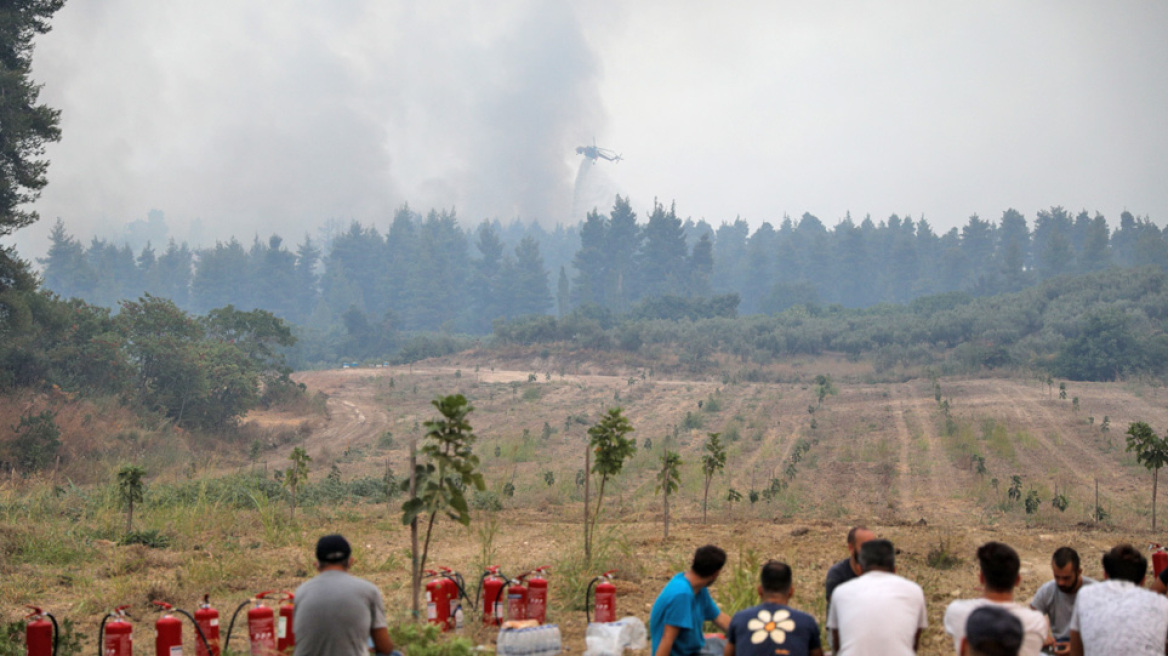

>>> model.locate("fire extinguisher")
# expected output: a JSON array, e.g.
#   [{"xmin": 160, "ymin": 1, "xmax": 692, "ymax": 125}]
[
  {"xmin": 425, "ymin": 569, "xmax": 456, "ymax": 631},
  {"xmin": 99, "ymin": 606, "xmax": 134, "ymax": 656},
  {"xmin": 194, "ymin": 595, "xmax": 221, "ymax": 656},
  {"xmin": 585, "ymin": 570, "xmax": 618, "ymax": 623},
  {"xmin": 245, "ymin": 597, "xmax": 277, "ymax": 656},
  {"xmin": 1152, "ymin": 544, "xmax": 1168, "ymax": 578},
  {"xmin": 23, "ymin": 606, "xmax": 58, "ymax": 656},
  {"xmin": 478, "ymin": 566, "xmax": 508, "ymax": 626},
  {"xmin": 526, "ymin": 567, "xmax": 550, "ymax": 624},
  {"xmin": 439, "ymin": 568, "xmax": 470, "ymax": 631},
  {"xmin": 152, "ymin": 600, "xmax": 215, "ymax": 656},
  {"xmin": 507, "ymin": 576, "xmax": 529, "ymax": 622},
  {"xmin": 256, "ymin": 592, "xmax": 295, "ymax": 654}
]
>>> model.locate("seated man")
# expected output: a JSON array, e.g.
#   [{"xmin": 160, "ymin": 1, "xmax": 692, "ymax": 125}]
[
  {"xmin": 651, "ymin": 545, "xmax": 732, "ymax": 656},
  {"xmin": 827, "ymin": 538, "xmax": 927, "ymax": 656},
  {"xmin": 1029, "ymin": 547, "xmax": 1094, "ymax": 648},
  {"xmin": 961, "ymin": 606, "xmax": 1024, "ymax": 656},
  {"xmin": 293, "ymin": 534, "xmax": 395, "ymax": 656},
  {"xmin": 725, "ymin": 560, "xmax": 822, "ymax": 656},
  {"xmin": 1068, "ymin": 544, "xmax": 1168, "ymax": 656},
  {"xmin": 824, "ymin": 526, "xmax": 876, "ymax": 620},
  {"xmin": 944, "ymin": 541, "xmax": 1051, "ymax": 656}
]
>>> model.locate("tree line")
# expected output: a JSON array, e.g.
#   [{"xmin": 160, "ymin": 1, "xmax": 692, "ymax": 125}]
[{"xmin": 38, "ymin": 201, "xmax": 1168, "ymax": 345}]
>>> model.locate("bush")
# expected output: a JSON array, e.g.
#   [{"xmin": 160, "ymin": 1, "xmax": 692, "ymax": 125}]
[
  {"xmin": 471, "ymin": 490, "xmax": 502, "ymax": 511},
  {"xmin": 119, "ymin": 529, "xmax": 171, "ymax": 548},
  {"xmin": 7, "ymin": 410, "xmax": 61, "ymax": 473},
  {"xmin": 926, "ymin": 538, "xmax": 961, "ymax": 570},
  {"xmin": 388, "ymin": 622, "xmax": 474, "ymax": 656}
]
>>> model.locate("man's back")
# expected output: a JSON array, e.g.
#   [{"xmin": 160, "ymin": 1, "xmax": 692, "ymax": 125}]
[
  {"xmin": 1069, "ymin": 579, "xmax": 1168, "ymax": 655},
  {"xmin": 943, "ymin": 599, "xmax": 1049, "ymax": 656},
  {"xmin": 294, "ymin": 570, "xmax": 387, "ymax": 656},
  {"xmin": 728, "ymin": 602, "xmax": 820, "ymax": 656},
  {"xmin": 827, "ymin": 571, "xmax": 926, "ymax": 656}
]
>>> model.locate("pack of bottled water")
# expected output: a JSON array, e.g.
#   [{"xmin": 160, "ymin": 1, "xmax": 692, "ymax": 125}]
[{"xmin": 496, "ymin": 625, "xmax": 562, "ymax": 656}]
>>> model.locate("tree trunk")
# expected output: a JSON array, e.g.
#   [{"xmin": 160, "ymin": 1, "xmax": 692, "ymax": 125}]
[
  {"xmin": 126, "ymin": 500, "xmax": 133, "ymax": 534},
  {"xmin": 409, "ymin": 437, "xmax": 419, "ymax": 618},
  {"xmin": 702, "ymin": 477, "xmax": 710, "ymax": 524},
  {"xmin": 1155, "ymin": 467, "xmax": 1159, "ymax": 531},
  {"xmin": 584, "ymin": 441, "xmax": 591, "ymax": 565},
  {"xmin": 663, "ymin": 486, "xmax": 670, "ymax": 540}
]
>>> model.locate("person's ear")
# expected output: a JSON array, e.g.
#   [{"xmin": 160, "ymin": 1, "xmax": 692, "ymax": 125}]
[
  {"xmin": 959, "ymin": 637, "xmax": 970, "ymax": 656},
  {"xmin": 978, "ymin": 572, "xmax": 986, "ymax": 586},
  {"xmin": 756, "ymin": 584, "xmax": 763, "ymax": 597},
  {"xmin": 1015, "ymin": 574, "xmax": 1021, "ymax": 587},
  {"xmin": 788, "ymin": 585, "xmax": 795, "ymax": 600}
]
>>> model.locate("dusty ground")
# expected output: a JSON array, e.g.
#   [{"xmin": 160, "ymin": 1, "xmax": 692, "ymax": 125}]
[{"xmin": 4, "ymin": 359, "xmax": 1166, "ymax": 655}]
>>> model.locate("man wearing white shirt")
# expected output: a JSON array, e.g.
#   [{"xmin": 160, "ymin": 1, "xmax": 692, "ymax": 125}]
[
  {"xmin": 826, "ymin": 539, "xmax": 927, "ymax": 656},
  {"xmin": 944, "ymin": 541, "xmax": 1052, "ymax": 656},
  {"xmin": 1068, "ymin": 544, "xmax": 1168, "ymax": 656}
]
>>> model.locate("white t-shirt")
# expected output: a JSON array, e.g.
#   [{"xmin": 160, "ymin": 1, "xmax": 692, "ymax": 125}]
[
  {"xmin": 1068, "ymin": 579, "xmax": 1168, "ymax": 656},
  {"xmin": 943, "ymin": 598, "xmax": 1050, "ymax": 656},
  {"xmin": 826, "ymin": 570, "xmax": 928, "ymax": 656}
]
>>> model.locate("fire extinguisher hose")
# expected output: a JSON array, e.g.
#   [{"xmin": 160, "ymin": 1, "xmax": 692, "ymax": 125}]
[
  {"xmin": 222, "ymin": 599, "xmax": 253, "ymax": 654},
  {"xmin": 96, "ymin": 614, "xmax": 109, "ymax": 656},
  {"xmin": 584, "ymin": 577, "xmax": 600, "ymax": 624},
  {"xmin": 45, "ymin": 612, "xmax": 59, "ymax": 656},
  {"xmin": 173, "ymin": 608, "xmax": 214, "ymax": 656},
  {"xmin": 474, "ymin": 569, "xmax": 509, "ymax": 620},
  {"xmin": 442, "ymin": 574, "xmax": 474, "ymax": 608}
]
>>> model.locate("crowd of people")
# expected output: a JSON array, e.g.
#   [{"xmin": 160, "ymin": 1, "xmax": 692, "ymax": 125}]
[
  {"xmin": 288, "ymin": 530, "xmax": 1168, "ymax": 656},
  {"xmin": 650, "ymin": 530, "xmax": 1168, "ymax": 656}
]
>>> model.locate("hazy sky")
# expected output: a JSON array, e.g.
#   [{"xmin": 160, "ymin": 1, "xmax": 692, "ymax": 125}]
[{"xmin": 10, "ymin": 0, "xmax": 1168, "ymax": 257}]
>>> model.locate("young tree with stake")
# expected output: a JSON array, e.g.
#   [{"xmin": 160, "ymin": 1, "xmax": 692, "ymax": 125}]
[
  {"xmin": 657, "ymin": 450, "xmax": 682, "ymax": 540},
  {"xmin": 401, "ymin": 395, "xmax": 486, "ymax": 615},
  {"xmin": 117, "ymin": 465, "xmax": 145, "ymax": 534},
  {"xmin": 1126, "ymin": 421, "xmax": 1168, "ymax": 530},
  {"xmin": 700, "ymin": 432, "xmax": 726, "ymax": 523},
  {"xmin": 279, "ymin": 447, "xmax": 311, "ymax": 519},
  {"xmin": 584, "ymin": 408, "xmax": 636, "ymax": 564}
]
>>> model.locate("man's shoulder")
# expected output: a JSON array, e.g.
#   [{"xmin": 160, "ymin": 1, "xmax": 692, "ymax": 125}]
[{"xmin": 825, "ymin": 558, "xmax": 852, "ymax": 580}]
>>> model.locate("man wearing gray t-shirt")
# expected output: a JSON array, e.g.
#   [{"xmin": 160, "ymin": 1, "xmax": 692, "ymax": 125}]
[
  {"xmin": 294, "ymin": 534, "xmax": 396, "ymax": 656},
  {"xmin": 1029, "ymin": 547, "xmax": 1095, "ymax": 644}
]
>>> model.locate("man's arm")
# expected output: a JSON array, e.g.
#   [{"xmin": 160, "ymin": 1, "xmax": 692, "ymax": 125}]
[
  {"xmin": 723, "ymin": 640, "xmax": 735, "ymax": 656},
  {"xmin": 1067, "ymin": 630, "xmax": 1083, "ymax": 656},
  {"xmin": 830, "ymin": 629, "xmax": 840, "ymax": 654},
  {"xmin": 656, "ymin": 624, "xmax": 681, "ymax": 656},
  {"xmin": 371, "ymin": 627, "xmax": 394, "ymax": 655},
  {"xmin": 713, "ymin": 612, "xmax": 731, "ymax": 633},
  {"xmin": 913, "ymin": 629, "xmax": 922, "ymax": 653}
]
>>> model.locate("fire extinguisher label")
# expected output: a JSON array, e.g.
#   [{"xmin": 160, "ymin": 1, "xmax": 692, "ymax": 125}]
[
  {"xmin": 494, "ymin": 602, "xmax": 503, "ymax": 618},
  {"xmin": 278, "ymin": 616, "xmax": 287, "ymax": 639},
  {"xmin": 427, "ymin": 604, "xmax": 437, "ymax": 620},
  {"xmin": 209, "ymin": 619, "xmax": 219, "ymax": 627},
  {"xmin": 170, "ymin": 646, "xmax": 183, "ymax": 656}
]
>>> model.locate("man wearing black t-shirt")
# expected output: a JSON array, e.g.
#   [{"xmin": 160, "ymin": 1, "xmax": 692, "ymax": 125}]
[{"xmin": 823, "ymin": 526, "xmax": 875, "ymax": 620}]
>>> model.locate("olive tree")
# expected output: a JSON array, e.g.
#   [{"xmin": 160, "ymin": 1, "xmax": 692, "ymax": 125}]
[{"xmin": 584, "ymin": 408, "xmax": 636, "ymax": 564}]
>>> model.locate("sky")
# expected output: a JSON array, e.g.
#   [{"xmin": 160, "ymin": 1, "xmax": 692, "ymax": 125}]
[{"xmin": 9, "ymin": 0, "xmax": 1168, "ymax": 257}]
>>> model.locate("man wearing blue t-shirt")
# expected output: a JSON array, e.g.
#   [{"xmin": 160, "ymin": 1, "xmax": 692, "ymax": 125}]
[
  {"xmin": 650, "ymin": 545, "xmax": 732, "ymax": 656},
  {"xmin": 727, "ymin": 560, "xmax": 822, "ymax": 656}
]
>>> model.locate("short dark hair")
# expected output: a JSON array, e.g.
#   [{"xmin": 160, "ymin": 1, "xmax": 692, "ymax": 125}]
[
  {"xmin": 846, "ymin": 526, "xmax": 869, "ymax": 546},
  {"xmin": 965, "ymin": 606, "xmax": 1023, "ymax": 656},
  {"xmin": 1102, "ymin": 544, "xmax": 1147, "ymax": 584},
  {"xmin": 977, "ymin": 542, "xmax": 1020, "ymax": 592},
  {"xmin": 760, "ymin": 560, "xmax": 792, "ymax": 594},
  {"xmin": 858, "ymin": 539, "xmax": 895, "ymax": 572},
  {"xmin": 1052, "ymin": 547, "xmax": 1081, "ymax": 571},
  {"xmin": 692, "ymin": 545, "xmax": 727, "ymax": 578}
]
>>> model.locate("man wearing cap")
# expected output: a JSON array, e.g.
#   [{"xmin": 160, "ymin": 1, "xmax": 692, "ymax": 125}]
[
  {"xmin": 962, "ymin": 606, "xmax": 1024, "ymax": 656},
  {"xmin": 294, "ymin": 534, "xmax": 396, "ymax": 656}
]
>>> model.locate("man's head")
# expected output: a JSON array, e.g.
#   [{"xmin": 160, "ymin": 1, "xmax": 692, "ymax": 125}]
[
  {"xmin": 758, "ymin": 560, "xmax": 793, "ymax": 599},
  {"xmin": 315, "ymin": 533, "xmax": 352, "ymax": 570},
  {"xmin": 858, "ymin": 538, "xmax": 895, "ymax": 573},
  {"xmin": 691, "ymin": 544, "xmax": 727, "ymax": 582},
  {"xmin": 977, "ymin": 541, "xmax": 1021, "ymax": 593},
  {"xmin": 960, "ymin": 605, "xmax": 1023, "ymax": 656},
  {"xmin": 1101, "ymin": 543, "xmax": 1147, "ymax": 585},
  {"xmin": 1051, "ymin": 547, "xmax": 1082, "ymax": 594},
  {"xmin": 846, "ymin": 526, "xmax": 877, "ymax": 567}
]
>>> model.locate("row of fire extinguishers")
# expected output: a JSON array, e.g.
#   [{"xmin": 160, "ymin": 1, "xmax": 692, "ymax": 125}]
[
  {"xmin": 21, "ymin": 590, "xmax": 296, "ymax": 656},
  {"xmin": 423, "ymin": 567, "xmax": 620, "ymax": 632}
]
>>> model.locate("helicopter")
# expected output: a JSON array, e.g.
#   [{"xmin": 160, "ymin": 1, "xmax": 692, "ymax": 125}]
[{"xmin": 576, "ymin": 139, "xmax": 622, "ymax": 162}]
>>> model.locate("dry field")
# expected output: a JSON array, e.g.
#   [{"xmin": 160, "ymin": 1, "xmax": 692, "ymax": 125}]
[{"xmin": 3, "ymin": 355, "xmax": 1167, "ymax": 655}]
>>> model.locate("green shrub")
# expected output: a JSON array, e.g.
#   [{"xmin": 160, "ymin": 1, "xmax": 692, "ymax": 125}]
[
  {"xmin": 388, "ymin": 623, "xmax": 474, "ymax": 656},
  {"xmin": 118, "ymin": 529, "xmax": 171, "ymax": 548},
  {"xmin": 471, "ymin": 490, "xmax": 502, "ymax": 511}
]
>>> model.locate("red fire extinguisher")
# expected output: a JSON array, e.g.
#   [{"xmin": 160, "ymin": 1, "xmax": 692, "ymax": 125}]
[
  {"xmin": 101, "ymin": 606, "xmax": 134, "ymax": 656},
  {"xmin": 24, "ymin": 606, "xmax": 57, "ymax": 656},
  {"xmin": 194, "ymin": 595, "xmax": 221, "ymax": 656},
  {"xmin": 256, "ymin": 592, "xmax": 295, "ymax": 654},
  {"xmin": 1152, "ymin": 544, "xmax": 1168, "ymax": 578},
  {"xmin": 480, "ymin": 566, "xmax": 507, "ymax": 626},
  {"xmin": 246, "ymin": 597, "xmax": 278, "ymax": 656},
  {"xmin": 526, "ymin": 567, "xmax": 550, "ymax": 624},
  {"xmin": 507, "ymin": 576, "xmax": 529, "ymax": 621},
  {"xmin": 586, "ymin": 571, "xmax": 618, "ymax": 623},
  {"xmin": 425, "ymin": 569, "xmax": 458, "ymax": 631},
  {"xmin": 154, "ymin": 601, "xmax": 184, "ymax": 656}
]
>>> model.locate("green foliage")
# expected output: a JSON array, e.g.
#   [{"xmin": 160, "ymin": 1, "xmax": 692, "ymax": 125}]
[
  {"xmin": 281, "ymin": 447, "xmax": 311, "ymax": 518},
  {"xmin": 926, "ymin": 538, "xmax": 962, "ymax": 570},
  {"xmin": 387, "ymin": 623, "xmax": 474, "ymax": 656},
  {"xmin": 1024, "ymin": 490, "xmax": 1041, "ymax": 514},
  {"xmin": 117, "ymin": 464, "xmax": 146, "ymax": 533},
  {"xmin": 1058, "ymin": 382, "xmax": 1067, "ymax": 399},
  {"xmin": 471, "ymin": 490, "xmax": 502, "ymax": 511},
  {"xmin": 378, "ymin": 431, "xmax": 395, "ymax": 449},
  {"xmin": 726, "ymin": 487, "xmax": 742, "ymax": 504},
  {"xmin": 542, "ymin": 470, "xmax": 555, "ymax": 487},
  {"xmin": 118, "ymin": 528, "xmax": 171, "ymax": 548},
  {"xmin": 585, "ymin": 408, "xmax": 636, "ymax": 562},
  {"xmin": 0, "ymin": 617, "xmax": 82, "ymax": 656},
  {"xmin": 1007, "ymin": 475, "xmax": 1022, "ymax": 502},
  {"xmin": 656, "ymin": 450, "xmax": 682, "ymax": 496},
  {"xmin": 1052, "ymin": 493, "xmax": 1069, "ymax": 512},
  {"xmin": 814, "ymin": 374, "xmax": 837, "ymax": 405},
  {"xmin": 700, "ymin": 433, "xmax": 727, "ymax": 522},
  {"xmin": 1126, "ymin": 421, "xmax": 1168, "ymax": 528},
  {"xmin": 7, "ymin": 409, "xmax": 60, "ymax": 473},
  {"xmin": 702, "ymin": 393, "xmax": 722, "ymax": 413},
  {"xmin": 681, "ymin": 411, "xmax": 704, "ymax": 430},
  {"xmin": 501, "ymin": 481, "xmax": 515, "ymax": 498}
]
